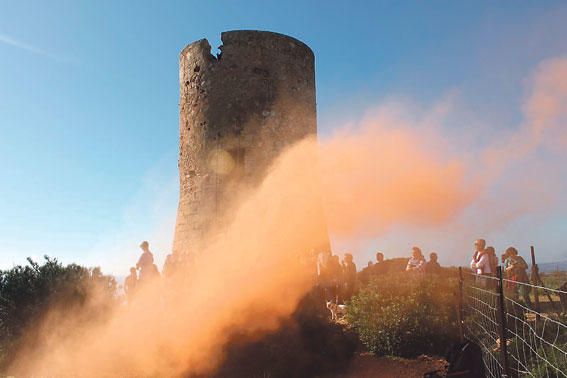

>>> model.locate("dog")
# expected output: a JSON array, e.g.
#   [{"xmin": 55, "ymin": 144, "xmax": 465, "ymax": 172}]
[{"xmin": 326, "ymin": 300, "xmax": 347, "ymax": 321}]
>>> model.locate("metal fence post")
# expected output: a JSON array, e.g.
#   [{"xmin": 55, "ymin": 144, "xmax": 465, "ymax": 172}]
[
  {"xmin": 457, "ymin": 267, "xmax": 464, "ymax": 342},
  {"xmin": 496, "ymin": 266, "xmax": 511, "ymax": 377}
]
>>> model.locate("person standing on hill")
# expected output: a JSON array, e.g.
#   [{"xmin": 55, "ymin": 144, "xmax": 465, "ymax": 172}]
[
  {"xmin": 328, "ymin": 254, "xmax": 343, "ymax": 302},
  {"xmin": 372, "ymin": 251, "xmax": 388, "ymax": 276},
  {"xmin": 425, "ymin": 252, "xmax": 442, "ymax": 275},
  {"xmin": 124, "ymin": 267, "xmax": 138, "ymax": 304},
  {"xmin": 470, "ymin": 239, "xmax": 486, "ymax": 275},
  {"xmin": 358, "ymin": 260, "xmax": 374, "ymax": 286},
  {"xmin": 317, "ymin": 250, "xmax": 331, "ymax": 282},
  {"xmin": 317, "ymin": 250, "xmax": 333, "ymax": 300},
  {"xmin": 472, "ymin": 246, "xmax": 498, "ymax": 288},
  {"xmin": 502, "ymin": 249, "xmax": 516, "ymax": 297},
  {"xmin": 136, "ymin": 241, "xmax": 155, "ymax": 283},
  {"xmin": 406, "ymin": 247, "xmax": 425, "ymax": 272},
  {"xmin": 342, "ymin": 253, "xmax": 357, "ymax": 300},
  {"xmin": 504, "ymin": 247, "xmax": 532, "ymax": 308}
]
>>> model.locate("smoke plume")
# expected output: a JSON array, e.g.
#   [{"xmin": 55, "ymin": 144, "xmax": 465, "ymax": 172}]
[{"xmin": 8, "ymin": 57, "xmax": 567, "ymax": 376}]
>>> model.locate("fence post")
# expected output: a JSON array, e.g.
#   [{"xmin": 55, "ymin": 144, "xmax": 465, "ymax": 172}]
[
  {"xmin": 530, "ymin": 246, "xmax": 541, "ymax": 320},
  {"xmin": 496, "ymin": 266, "xmax": 511, "ymax": 377},
  {"xmin": 457, "ymin": 267, "xmax": 464, "ymax": 342}
]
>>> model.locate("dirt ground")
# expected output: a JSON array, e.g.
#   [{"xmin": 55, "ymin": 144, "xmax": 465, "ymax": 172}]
[{"xmin": 326, "ymin": 352, "xmax": 447, "ymax": 378}]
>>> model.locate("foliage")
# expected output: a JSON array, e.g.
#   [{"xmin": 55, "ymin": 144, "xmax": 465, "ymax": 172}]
[
  {"xmin": 0, "ymin": 256, "xmax": 117, "ymax": 370},
  {"xmin": 529, "ymin": 342, "xmax": 567, "ymax": 378},
  {"xmin": 507, "ymin": 311, "xmax": 567, "ymax": 378},
  {"xmin": 346, "ymin": 270, "xmax": 459, "ymax": 358},
  {"xmin": 540, "ymin": 271, "xmax": 567, "ymax": 290}
]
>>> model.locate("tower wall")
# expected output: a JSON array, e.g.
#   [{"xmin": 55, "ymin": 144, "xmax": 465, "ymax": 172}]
[{"xmin": 173, "ymin": 30, "xmax": 327, "ymax": 256}]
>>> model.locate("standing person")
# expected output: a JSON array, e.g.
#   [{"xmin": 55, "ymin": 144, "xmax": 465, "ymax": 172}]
[
  {"xmin": 502, "ymin": 249, "xmax": 516, "ymax": 297},
  {"xmin": 317, "ymin": 250, "xmax": 332, "ymax": 301},
  {"xmin": 505, "ymin": 247, "xmax": 532, "ymax": 308},
  {"xmin": 162, "ymin": 253, "xmax": 177, "ymax": 279},
  {"xmin": 425, "ymin": 252, "xmax": 442, "ymax": 275},
  {"xmin": 372, "ymin": 251, "xmax": 388, "ymax": 276},
  {"xmin": 487, "ymin": 247, "xmax": 499, "ymax": 274},
  {"xmin": 136, "ymin": 241, "xmax": 155, "ymax": 284},
  {"xmin": 342, "ymin": 253, "xmax": 357, "ymax": 301},
  {"xmin": 124, "ymin": 267, "xmax": 138, "ymax": 304},
  {"xmin": 406, "ymin": 247, "xmax": 425, "ymax": 272},
  {"xmin": 328, "ymin": 255, "xmax": 343, "ymax": 302},
  {"xmin": 317, "ymin": 249, "xmax": 331, "ymax": 282},
  {"xmin": 358, "ymin": 261, "xmax": 374, "ymax": 286},
  {"xmin": 472, "ymin": 246, "xmax": 497, "ymax": 288},
  {"xmin": 470, "ymin": 239, "xmax": 486, "ymax": 275},
  {"xmin": 148, "ymin": 263, "xmax": 161, "ymax": 280}
]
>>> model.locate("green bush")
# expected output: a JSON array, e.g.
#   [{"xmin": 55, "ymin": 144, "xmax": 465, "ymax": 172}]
[
  {"xmin": 346, "ymin": 271, "xmax": 459, "ymax": 358},
  {"xmin": 0, "ymin": 256, "xmax": 117, "ymax": 370}
]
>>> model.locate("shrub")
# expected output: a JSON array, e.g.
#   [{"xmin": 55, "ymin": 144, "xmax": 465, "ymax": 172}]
[
  {"xmin": 0, "ymin": 256, "xmax": 117, "ymax": 370},
  {"xmin": 346, "ymin": 270, "xmax": 459, "ymax": 358}
]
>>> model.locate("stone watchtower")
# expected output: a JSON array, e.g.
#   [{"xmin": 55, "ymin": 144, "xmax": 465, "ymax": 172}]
[{"xmin": 173, "ymin": 30, "xmax": 329, "ymax": 256}]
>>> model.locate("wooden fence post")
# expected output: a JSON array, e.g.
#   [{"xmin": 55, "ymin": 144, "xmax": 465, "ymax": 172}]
[
  {"xmin": 530, "ymin": 246, "xmax": 541, "ymax": 319},
  {"xmin": 496, "ymin": 266, "xmax": 511, "ymax": 377}
]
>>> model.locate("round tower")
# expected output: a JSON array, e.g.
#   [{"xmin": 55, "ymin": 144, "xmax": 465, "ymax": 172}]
[{"xmin": 173, "ymin": 30, "xmax": 328, "ymax": 256}]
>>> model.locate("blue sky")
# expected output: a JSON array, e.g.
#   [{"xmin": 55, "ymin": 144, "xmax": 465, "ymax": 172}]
[{"xmin": 1, "ymin": 1, "xmax": 567, "ymax": 274}]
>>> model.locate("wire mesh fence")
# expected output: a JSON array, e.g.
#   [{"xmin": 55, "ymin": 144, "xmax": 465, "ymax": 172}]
[{"xmin": 461, "ymin": 269, "xmax": 567, "ymax": 378}]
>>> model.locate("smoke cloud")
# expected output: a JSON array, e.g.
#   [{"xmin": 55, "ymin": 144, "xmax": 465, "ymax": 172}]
[{"xmin": 8, "ymin": 57, "xmax": 567, "ymax": 376}]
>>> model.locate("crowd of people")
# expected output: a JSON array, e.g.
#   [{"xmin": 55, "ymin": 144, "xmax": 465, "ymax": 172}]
[
  {"xmin": 316, "ymin": 246, "xmax": 445, "ymax": 306},
  {"xmin": 122, "ymin": 238, "xmax": 534, "ymax": 311},
  {"xmin": 315, "ymin": 238, "xmax": 535, "ymax": 311},
  {"xmin": 404, "ymin": 247, "xmax": 442, "ymax": 274},
  {"xmin": 469, "ymin": 238, "xmax": 532, "ymax": 306}
]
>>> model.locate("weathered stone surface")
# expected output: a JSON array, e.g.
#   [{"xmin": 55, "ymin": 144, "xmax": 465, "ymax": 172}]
[{"xmin": 173, "ymin": 30, "xmax": 328, "ymax": 256}]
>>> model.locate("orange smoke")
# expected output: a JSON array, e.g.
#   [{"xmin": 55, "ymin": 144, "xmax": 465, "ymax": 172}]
[
  {"xmin": 525, "ymin": 57, "xmax": 567, "ymax": 152},
  {"xmin": 8, "ymin": 127, "xmax": 471, "ymax": 376},
  {"xmin": 8, "ymin": 57, "xmax": 567, "ymax": 376}
]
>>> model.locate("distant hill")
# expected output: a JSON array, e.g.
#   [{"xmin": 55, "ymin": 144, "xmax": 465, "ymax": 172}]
[{"xmin": 536, "ymin": 260, "xmax": 567, "ymax": 273}]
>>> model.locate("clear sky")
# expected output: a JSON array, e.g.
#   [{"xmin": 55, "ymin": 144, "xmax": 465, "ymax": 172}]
[{"xmin": 1, "ymin": 1, "xmax": 567, "ymax": 274}]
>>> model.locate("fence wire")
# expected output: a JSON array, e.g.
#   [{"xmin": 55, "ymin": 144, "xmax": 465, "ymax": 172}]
[
  {"xmin": 462, "ymin": 271, "xmax": 567, "ymax": 378},
  {"xmin": 463, "ymin": 272, "xmax": 505, "ymax": 377}
]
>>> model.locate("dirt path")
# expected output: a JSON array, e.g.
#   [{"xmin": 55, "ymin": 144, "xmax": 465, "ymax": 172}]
[{"xmin": 327, "ymin": 352, "xmax": 446, "ymax": 378}]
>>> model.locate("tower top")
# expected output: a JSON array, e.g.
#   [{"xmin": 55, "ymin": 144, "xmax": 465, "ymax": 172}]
[{"xmin": 181, "ymin": 30, "xmax": 314, "ymax": 61}]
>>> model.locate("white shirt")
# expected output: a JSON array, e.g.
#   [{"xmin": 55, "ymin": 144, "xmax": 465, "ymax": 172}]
[
  {"xmin": 473, "ymin": 253, "xmax": 493, "ymax": 274},
  {"xmin": 470, "ymin": 251, "xmax": 483, "ymax": 274}
]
